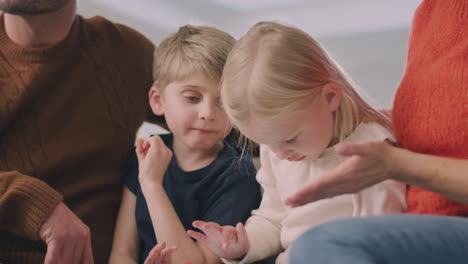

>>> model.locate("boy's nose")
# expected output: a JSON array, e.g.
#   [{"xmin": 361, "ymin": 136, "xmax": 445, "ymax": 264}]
[{"xmin": 199, "ymin": 102, "xmax": 215, "ymax": 120}]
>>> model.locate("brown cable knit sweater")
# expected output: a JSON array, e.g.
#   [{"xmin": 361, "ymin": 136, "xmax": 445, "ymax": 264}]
[{"xmin": 0, "ymin": 14, "xmax": 154, "ymax": 263}]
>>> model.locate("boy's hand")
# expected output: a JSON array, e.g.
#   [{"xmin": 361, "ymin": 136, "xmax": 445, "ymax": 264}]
[
  {"xmin": 136, "ymin": 136, "xmax": 173, "ymax": 185},
  {"xmin": 187, "ymin": 221, "xmax": 249, "ymax": 260},
  {"xmin": 144, "ymin": 242, "xmax": 177, "ymax": 264}
]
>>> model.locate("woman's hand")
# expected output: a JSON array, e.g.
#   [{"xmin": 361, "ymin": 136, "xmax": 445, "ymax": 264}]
[
  {"xmin": 136, "ymin": 136, "xmax": 172, "ymax": 185},
  {"xmin": 285, "ymin": 139, "xmax": 399, "ymax": 207},
  {"xmin": 187, "ymin": 221, "xmax": 250, "ymax": 260}
]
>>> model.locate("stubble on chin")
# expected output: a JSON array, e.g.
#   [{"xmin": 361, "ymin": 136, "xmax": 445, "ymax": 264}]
[{"xmin": 0, "ymin": 0, "xmax": 70, "ymax": 15}]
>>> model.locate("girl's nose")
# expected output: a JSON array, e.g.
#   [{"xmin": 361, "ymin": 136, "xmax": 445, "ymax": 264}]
[{"xmin": 270, "ymin": 146, "xmax": 292, "ymax": 160}]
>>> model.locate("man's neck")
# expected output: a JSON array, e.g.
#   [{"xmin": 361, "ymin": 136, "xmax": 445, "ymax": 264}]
[{"xmin": 3, "ymin": 0, "xmax": 76, "ymax": 48}]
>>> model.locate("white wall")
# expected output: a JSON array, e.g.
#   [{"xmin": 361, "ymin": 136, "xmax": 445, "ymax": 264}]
[{"xmin": 77, "ymin": 0, "xmax": 421, "ymax": 108}]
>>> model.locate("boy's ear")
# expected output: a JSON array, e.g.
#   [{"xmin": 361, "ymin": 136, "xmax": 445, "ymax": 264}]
[
  {"xmin": 321, "ymin": 82, "xmax": 342, "ymax": 112},
  {"xmin": 149, "ymin": 85, "xmax": 164, "ymax": 116}
]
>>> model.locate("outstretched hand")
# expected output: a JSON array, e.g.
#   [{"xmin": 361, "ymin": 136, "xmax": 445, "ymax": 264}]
[
  {"xmin": 187, "ymin": 221, "xmax": 249, "ymax": 260},
  {"xmin": 285, "ymin": 139, "xmax": 399, "ymax": 207}
]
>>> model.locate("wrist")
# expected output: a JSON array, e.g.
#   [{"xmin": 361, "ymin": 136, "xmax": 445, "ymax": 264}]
[
  {"xmin": 386, "ymin": 145, "xmax": 408, "ymax": 181},
  {"xmin": 139, "ymin": 176, "xmax": 164, "ymax": 192}
]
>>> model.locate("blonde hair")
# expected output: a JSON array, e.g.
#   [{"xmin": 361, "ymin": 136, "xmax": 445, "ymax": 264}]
[
  {"xmin": 221, "ymin": 21, "xmax": 391, "ymax": 144},
  {"xmin": 153, "ymin": 25, "xmax": 236, "ymax": 88}
]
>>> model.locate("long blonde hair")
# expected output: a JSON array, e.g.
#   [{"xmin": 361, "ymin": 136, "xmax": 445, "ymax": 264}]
[{"xmin": 221, "ymin": 21, "xmax": 391, "ymax": 144}]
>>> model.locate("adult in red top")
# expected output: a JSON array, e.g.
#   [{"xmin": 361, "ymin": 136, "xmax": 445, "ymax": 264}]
[{"xmin": 287, "ymin": 0, "xmax": 468, "ymax": 263}]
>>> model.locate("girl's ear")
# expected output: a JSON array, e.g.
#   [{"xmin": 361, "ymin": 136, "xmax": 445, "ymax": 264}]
[
  {"xmin": 321, "ymin": 82, "xmax": 342, "ymax": 112},
  {"xmin": 149, "ymin": 85, "xmax": 164, "ymax": 116}
]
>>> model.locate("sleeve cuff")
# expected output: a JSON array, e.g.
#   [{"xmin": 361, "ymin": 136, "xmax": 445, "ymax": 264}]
[{"xmin": 10, "ymin": 176, "xmax": 63, "ymax": 240}]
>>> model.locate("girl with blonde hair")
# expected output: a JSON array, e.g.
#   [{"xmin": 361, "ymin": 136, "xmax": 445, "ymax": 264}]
[{"xmin": 187, "ymin": 21, "xmax": 406, "ymax": 264}]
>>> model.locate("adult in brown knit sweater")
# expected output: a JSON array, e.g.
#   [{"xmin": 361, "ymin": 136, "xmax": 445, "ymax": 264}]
[{"xmin": 0, "ymin": 0, "xmax": 154, "ymax": 263}]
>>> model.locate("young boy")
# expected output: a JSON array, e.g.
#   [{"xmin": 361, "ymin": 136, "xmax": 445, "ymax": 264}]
[{"xmin": 109, "ymin": 25, "xmax": 262, "ymax": 264}]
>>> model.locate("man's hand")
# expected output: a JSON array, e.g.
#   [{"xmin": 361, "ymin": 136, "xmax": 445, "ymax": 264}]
[
  {"xmin": 38, "ymin": 202, "xmax": 94, "ymax": 264},
  {"xmin": 285, "ymin": 139, "xmax": 398, "ymax": 207},
  {"xmin": 187, "ymin": 221, "xmax": 249, "ymax": 260}
]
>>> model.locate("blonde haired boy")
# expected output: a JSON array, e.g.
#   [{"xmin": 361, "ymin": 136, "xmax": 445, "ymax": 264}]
[{"xmin": 110, "ymin": 25, "xmax": 261, "ymax": 264}]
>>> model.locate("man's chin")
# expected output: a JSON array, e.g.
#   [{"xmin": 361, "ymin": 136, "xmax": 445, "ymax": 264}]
[{"xmin": 0, "ymin": 0, "xmax": 70, "ymax": 15}]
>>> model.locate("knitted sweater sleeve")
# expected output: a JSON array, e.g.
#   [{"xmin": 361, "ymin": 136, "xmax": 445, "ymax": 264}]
[
  {"xmin": 0, "ymin": 171, "xmax": 62, "ymax": 240},
  {"xmin": 223, "ymin": 146, "xmax": 286, "ymax": 264}
]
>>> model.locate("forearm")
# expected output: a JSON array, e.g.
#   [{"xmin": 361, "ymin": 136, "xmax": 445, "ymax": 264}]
[
  {"xmin": 110, "ymin": 188, "xmax": 140, "ymax": 264},
  {"xmin": 0, "ymin": 171, "xmax": 62, "ymax": 239},
  {"xmin": 109, "ymin": 254, "xmax": 137, "ymax": 264},
  {"xmin": 390, "ymin": 148, "xmax": 468, "ymax": 204},
  {"xmin": 142, "ymin": 182, "xmax": 210, "ymax": 264}
]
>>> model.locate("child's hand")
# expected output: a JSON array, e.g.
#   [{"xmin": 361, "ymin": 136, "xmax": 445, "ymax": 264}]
[
  {"xmin": 144, "ymin": 242, "xmax": 177, "ymax": 264},
  {"xmin": 187, "ymin": 221, "xmax": 249, "ymax": 260},
  {"xmin": 136, "ymin": 136, "xmax": 173, "ymax": 185}
]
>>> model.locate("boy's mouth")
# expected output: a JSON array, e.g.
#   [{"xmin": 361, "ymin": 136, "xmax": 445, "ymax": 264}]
[{"xmin": 193, "ymin": 128, "xmax": 215, "ymax": 134}]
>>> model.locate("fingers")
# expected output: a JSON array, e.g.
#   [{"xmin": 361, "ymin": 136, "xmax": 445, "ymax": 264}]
[
  {"xmin": 61, "ymin": 241, "xmax": 76, "ymax": 264},
  {"xmin": 191, "ymin": 220, "xmax": 206, "ymax": 229},
  {"xmin": 334, "ymin": 142, "xmax": 361, "ymax": 156},
  {"xmin": 284, "ymin": 166, "xmax": 345, "ymax": 207},
  {"xmin": 335, "ymin": 142, "xmax": 374, "ymax": 156},
  {"xmin": 42, "ymin": 226, "xmax": 93, "ymax": 264},
  {"xmin": 187, "ymin": 230, "xmax": 207, "ymax": 243},
  {"xmin": 72, "ymin": 243, "xmax": 82, "ymax": 264},
  {"xmin": 189, "ymin": 220, "xmax": 224, "ymax": 247},
  {"xmin": 284, "ymin": 180, "xmax": 322, "ymax": 207},
  {"xmin": 192, "ymin": 221, "xmax": 220, "ymax": 232},
  {"xmin": 235, "ymin": 222, "xmax": 249, "ymax": 249},
  {"xmin": 221, "ymin": 226, "xmax": 238, "ymax": 249},
  {"xmin": 144, "ymin": 242, "xmax": 165, "ymax": 264},
  {"xmin": 193, "ymin": 221, "xmax": 222, "ymax": 237},
  {"xmin": 143, "ymin": 136, "xmax": 172, "ymax": 158},
  {"xmin": 160, "ymin": 245, "xmax": 177, "ymax": 264},
  {"xmin": 81, "ymin": 233, "xmax": 94, "ymax": 264},
  {"xmin": 136, "ymin": 138, "xmax": 145, "ymax": 159},
  {"xmin": 285, "ymin": 154, "xmax": 370, "ymax": 207},
  {"xmin": 44, "ymin": 240, "xmax": 61, "ymax": 264},
  {"xmin": 144, "ymin": 242, "xmax": 177, "ymax": 264},
  {"xmin": 40, "ymin": 203, "xmax": 94, "ymax": 264},
  {"xmin": 384, "ymin": 138, "xmax": 399, "ymax": 147}
]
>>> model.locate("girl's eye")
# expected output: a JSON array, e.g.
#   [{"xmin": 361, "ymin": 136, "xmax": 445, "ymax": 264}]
[{"xmin": 285, "ymin": 136, "xmax": 297, "ymax": 144}]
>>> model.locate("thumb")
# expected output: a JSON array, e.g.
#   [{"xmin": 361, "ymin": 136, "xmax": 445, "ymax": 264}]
[
  {"xmin": 335, "ymin": 142, "xmax": 373, "ymax": 157},
  {"xmin": 136, "ymin": 139, "xmax": 145, "ymax": 160},
  {"xmin": 235, "ymin": 222, "xmax": 249, "ymax": 249}
]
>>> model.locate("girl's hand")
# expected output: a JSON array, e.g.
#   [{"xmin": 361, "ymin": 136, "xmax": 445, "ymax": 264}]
[
  {"xmin": 136, "ymin": 136, "xmax": 172, "ymax": 185},
  {"xmin": 187, "ymin": 221, "xmax": 249, "ymax": 260},
  {"xmin": 285, "ymin": 139, "xmax": 399, "ymax": 207},
  {"xmin": 144, "ymin": 242, "xmax": 192, "ymax": 264}
]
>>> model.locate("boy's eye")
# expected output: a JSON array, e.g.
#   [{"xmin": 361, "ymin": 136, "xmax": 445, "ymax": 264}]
[
  {"xmin": 215, "ymin": 97, "xmax": 222, "ymax": 107},
  {"xmin": 185, "ymin": 96, "xmax": 200, "ymax": 102}
]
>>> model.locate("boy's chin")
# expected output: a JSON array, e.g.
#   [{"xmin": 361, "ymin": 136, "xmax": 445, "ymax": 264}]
[{"xmin": 187, "ymin": 138, "xmax": 223, "ymax": 150}]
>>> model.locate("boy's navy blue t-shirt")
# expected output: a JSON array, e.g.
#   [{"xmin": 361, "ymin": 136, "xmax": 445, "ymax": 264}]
[{"xmin": 124, "ymin": 134, "xmax": 262, "ymax": 263}]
